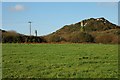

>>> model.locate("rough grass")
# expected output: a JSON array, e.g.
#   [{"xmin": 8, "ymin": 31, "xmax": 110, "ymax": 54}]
[{"xmin": 2, "ymin": 43, "xmax": 118, "ymax": 78}]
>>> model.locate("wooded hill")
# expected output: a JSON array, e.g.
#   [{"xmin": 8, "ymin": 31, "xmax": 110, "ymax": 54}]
[
  {"xmin": 1, "ymin": 17, "xmax": 120, "ymax": 44},
  {"xmin": 44, "ymin": 17, "xmax": 120, "ymax": 44}
]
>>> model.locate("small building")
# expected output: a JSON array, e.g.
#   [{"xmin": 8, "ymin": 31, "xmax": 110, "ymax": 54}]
[
  {"xmin": 97, "ymin": 19, "xmax": 100, "ymax": 21},
  {"xmin": 81, "ymin": 21, "xmax": 87, "ymax": 27},
  {"xmin": 81, "ymin": 21, "xmax": 84, "ymax": 27},
  {"xmin": 80, "ymin": 21, "xmax": 85, "ymax": 32}
]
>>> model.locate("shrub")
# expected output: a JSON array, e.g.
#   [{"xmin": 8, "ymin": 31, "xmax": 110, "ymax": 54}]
[
  {"xmin": 95, "ymin": 34, "xmax": 116, "ymax": 44},
  {"xmin": 69, "ymin": 32, "xmax": 94, "ymax": 43},
  {"xmin": 47, "ymin": 34, "xmax": 65, "ymax": 42},
  {"xmin": 24, "ymin": 36, "xmax": 45, "ymax": 43},
  {"xmin": 114, "ymin": 29, "xmax": 120, "ymax": 35},
  {"xmin": 112, "ymin": 35, "xmax": 120, "ymax": 44}
]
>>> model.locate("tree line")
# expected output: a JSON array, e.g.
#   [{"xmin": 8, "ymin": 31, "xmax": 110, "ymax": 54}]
[
  {"xmin": 1, "ymin": 31, "xmax": 46, "ymax": 43},
  {"xmin": 0, "ymin": 29, "xmax": 120, "ymax": 44}
]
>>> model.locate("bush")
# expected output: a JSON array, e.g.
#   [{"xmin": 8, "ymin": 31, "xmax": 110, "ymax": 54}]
[
  {"xmin": 24, "ymin": 36, "xmax": 45, "ymax": 43},
  {"xmin": 2, "ymin": 31, "xmax": 26, "ymax": 43},
  {"xmin": 69, "ymin": 32, "xmax": 94, "ymax": 43},
  {"xmin": 2, "ymin": 32, "xmax": 45, "ymax": 43},
  {"xmin": 47, "ymin": 34, "xmax": 65, "ymax": 42},
  {"xmin": 114, "ymin": 29, "xmax": 120, "ymax": 35},
  {"xmin": 111, "ymin": 35, "xmax": 120, "ymax": 44},
  {"xmin": 95, "ymin": 34, "xmax": 116, "ymax": 44}
]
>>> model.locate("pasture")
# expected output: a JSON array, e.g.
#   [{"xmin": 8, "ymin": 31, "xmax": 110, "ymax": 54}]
[{"xmin": 2, "ymin": 43, "xmax": 118, "ymax": 78}]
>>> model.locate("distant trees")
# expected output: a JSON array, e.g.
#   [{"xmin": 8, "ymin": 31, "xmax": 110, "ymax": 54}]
[
  {"xmin": 2, "ymin": 36, "xmax": 46, "ymax": 43},
  {"xmin": 1, "ymin": 30, "xmax": 120, "ymax": 44},
  {"xmin": 68, "ymin": 32, "xmax": 94, "ymax": 43},
  {"xmin": 2, "ymin": 31, "xmax": 21, "ymax": 43},
  {"xmin": 25, "ymin": 36, "xmax": 46, "ymax": 43},
  {"xmin": 95, "ymin": 34, "xmax": 119, "ymax": 44},
  {"xmin": 2, "ymin": 31, "xmax": 46, "ymax": 43},
  {"xmin": 46, "ymin": 34, "xmax": 65, "ymax": 43}
]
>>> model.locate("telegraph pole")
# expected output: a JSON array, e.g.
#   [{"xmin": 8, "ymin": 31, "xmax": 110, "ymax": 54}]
[
  {"xmin": 35, "ymin": 30, "xmax": 37, "ymax": 37},
  {"xmin": 28, "ymin": 21, "xmax": 32, "ymax": 36}
]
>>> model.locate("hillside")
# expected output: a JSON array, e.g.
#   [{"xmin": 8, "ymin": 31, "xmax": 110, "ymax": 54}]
[
  {"xmin": 44, "ymin": 17, "xmax": 120, "ymax": 44},
  {"xmin": 54, "ymin": 17, "xmax": 119, "ymax": 34}
]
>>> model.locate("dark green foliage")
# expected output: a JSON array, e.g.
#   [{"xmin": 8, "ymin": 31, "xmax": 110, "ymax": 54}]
[
  {"xmin": 1, "ymin": 30, "xmax": 46, "ymax": 43},
  {"xmin": 47, "ymin": 34, "xmax": 65, "ymax": 42},
  {"xmin": 25, "ymin": 36, "xmax": 43, "ymax": 43},
  {"xmin": 80, "ymin": 26, "xmax": 85, "ymax": 32},
  {"xmin": 69, "ymin": 32, "xmax": 94, "ymax": 43},
  {"xmin": 2, "ymin": 31, "xmax": 24, "ymax": 43},
  {"xmin": 113, "ymin": 29, "xmax": 120, "ymax": 35},
  {"xmin": 57, "ymin": 24, "xmax": 81, "ymax": 34}
]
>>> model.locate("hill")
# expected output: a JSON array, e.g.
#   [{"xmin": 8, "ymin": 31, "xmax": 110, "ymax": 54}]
[
  {"xmin": 44, "ymin": 17, "xmax": 120, "ymax": 44},
  {"xmin": 1, "ymin": 17, "xmax": 120, "ymax": 44}
]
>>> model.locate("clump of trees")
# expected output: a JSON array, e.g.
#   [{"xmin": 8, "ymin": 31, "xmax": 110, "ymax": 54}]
[
  {"xmin": 95, "ymin": 34, "xmax": 120, "ymax": 44},
  {"xmin": 24, "ymin": 36, "xmax": 45, "ymax": 43},
  {"xmin": 45, "ymin": 32, "xmax": 94, "ymax": 43},
  {"xmin": 68, "ymin": 32, "xmax": 94, "ymax": 43},
  {"xmin": 46, "ymin": 34, "xmax": 66, "ymax": 43},
  {"xmin": 1, "ymin": 31, "xmax": 46, "ymax": 43}
]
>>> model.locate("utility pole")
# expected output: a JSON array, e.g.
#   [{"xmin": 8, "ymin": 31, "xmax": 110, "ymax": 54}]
[
  {"xmin": 35, "ymin": 30, "xmax": 37, "ymax": 37},
  {"xmin": 28, "ymin": 21, "xmax": 32, "ymax": 36}
]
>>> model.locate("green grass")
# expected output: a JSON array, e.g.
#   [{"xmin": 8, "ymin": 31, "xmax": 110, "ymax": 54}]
[{"xmin": 2, "ymin": 43, "xmax": 118, "ymax": 78}]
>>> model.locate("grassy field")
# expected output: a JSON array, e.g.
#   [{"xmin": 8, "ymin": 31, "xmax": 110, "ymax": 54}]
[{"xmin": 2, "ymin": 43, "xmax": 118, "ymax": 78}]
